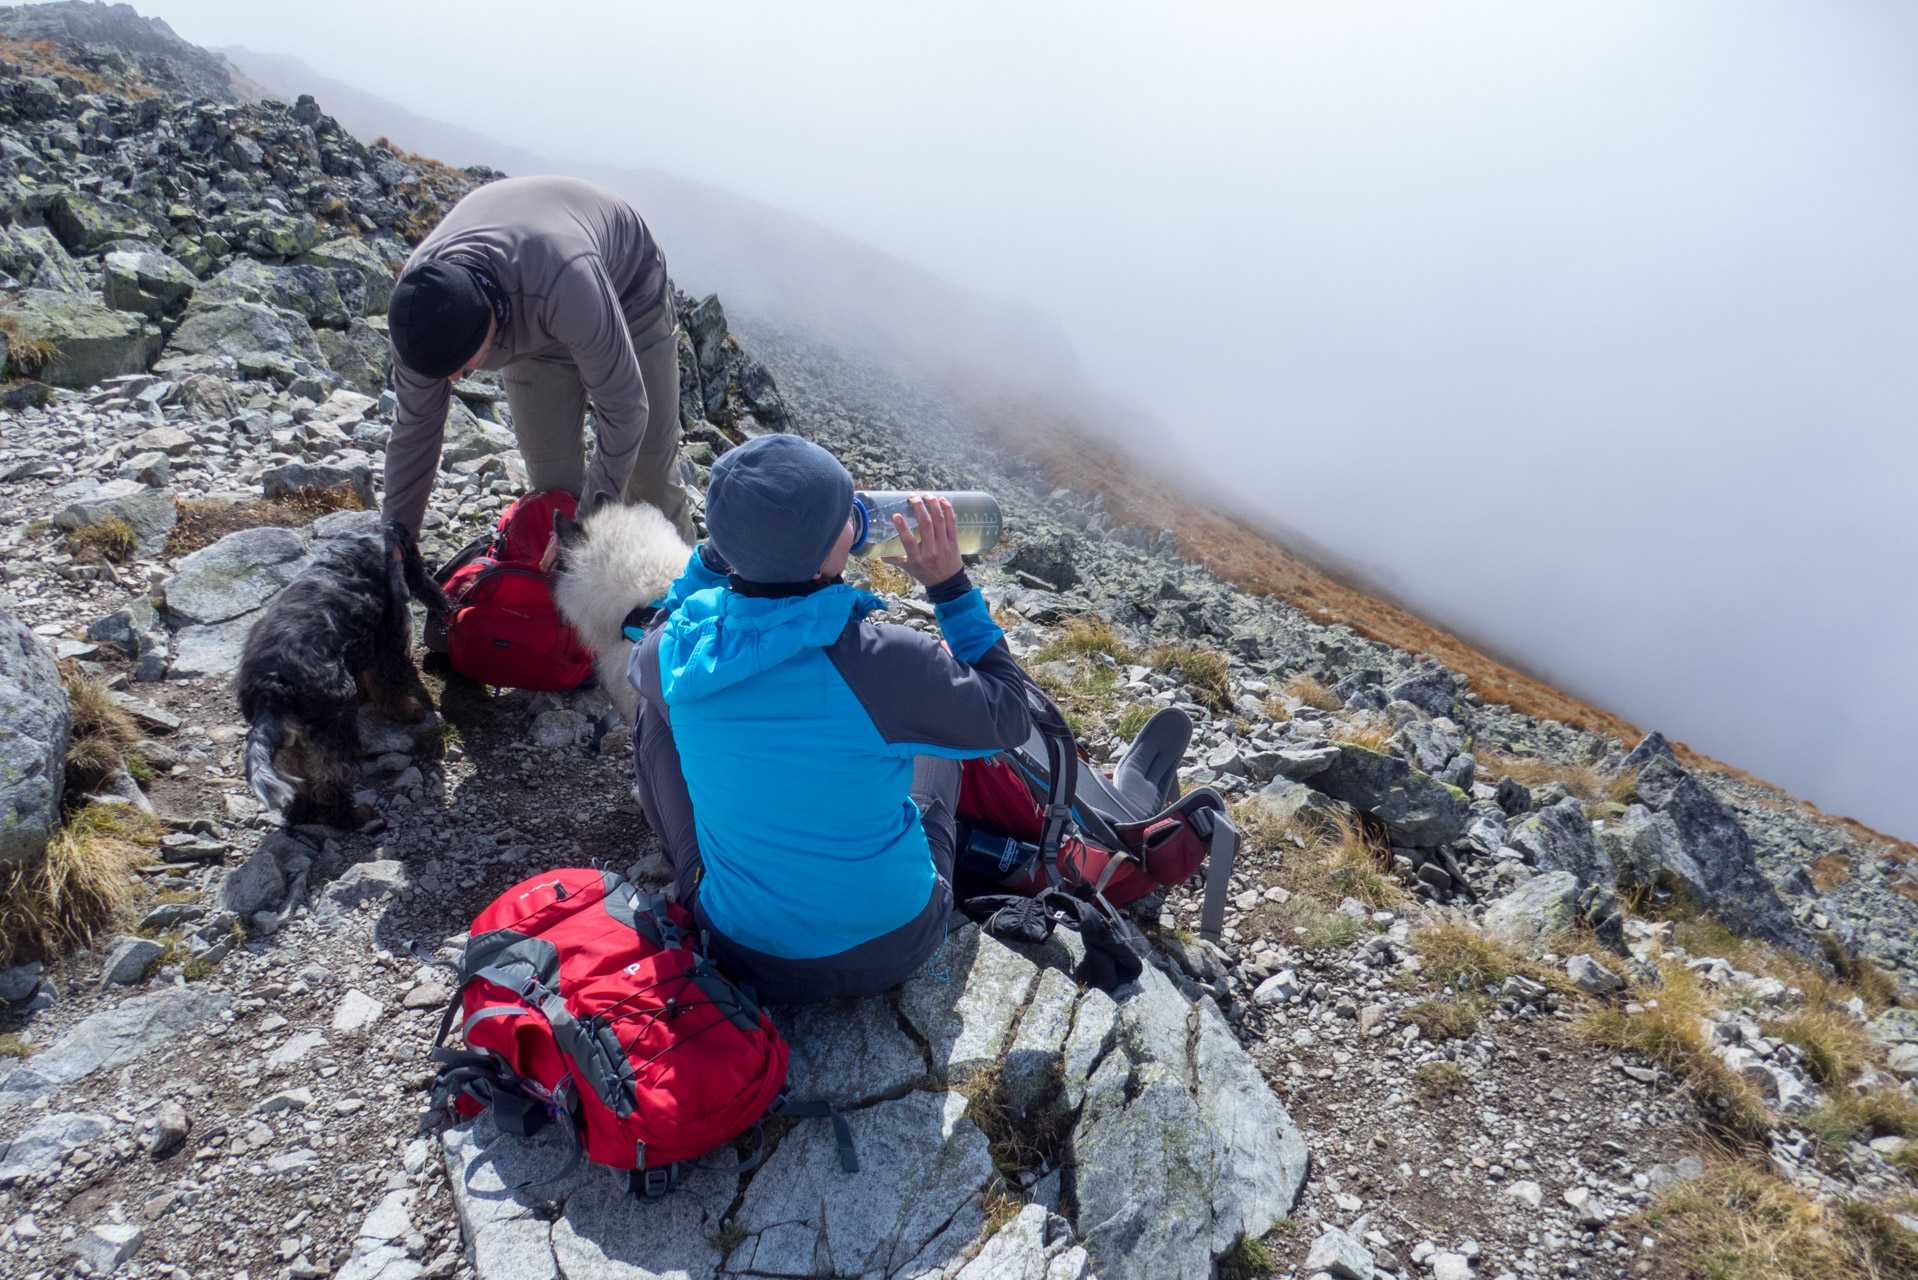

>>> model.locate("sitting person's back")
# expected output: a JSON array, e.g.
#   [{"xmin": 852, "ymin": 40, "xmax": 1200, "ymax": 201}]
[{"xmin": 629, "ymin": 435, "xmax": 1032, "ymax": 1002}]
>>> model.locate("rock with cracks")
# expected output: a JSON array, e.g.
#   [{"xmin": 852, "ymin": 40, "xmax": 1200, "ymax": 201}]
[{"xmin": 446, "ymin": 923, "xmax": 1305, "ymax": 1280}]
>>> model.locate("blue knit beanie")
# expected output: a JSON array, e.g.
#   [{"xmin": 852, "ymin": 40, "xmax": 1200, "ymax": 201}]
[{"xmin": 705, "ymin": 435, "xmax": 855, "ymax": 583}]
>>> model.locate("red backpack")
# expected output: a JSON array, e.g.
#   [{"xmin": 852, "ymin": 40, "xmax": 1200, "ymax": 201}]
[
  {"xmin": 420, "ymin": 868, "xmax": 855, "ymax": 1197},
  {"xmin": 430, "ymin": 491, "xmax": 595, "ymax": 691},
  {"xmin": 955, "ymin": 681, "xmax": 1241, "ymax": 942}
]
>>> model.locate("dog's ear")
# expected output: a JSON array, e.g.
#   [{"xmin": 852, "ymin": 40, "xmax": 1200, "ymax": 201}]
[{"xmin": 553, "ymin": 509, "xmax": 585, "ymax": 548}]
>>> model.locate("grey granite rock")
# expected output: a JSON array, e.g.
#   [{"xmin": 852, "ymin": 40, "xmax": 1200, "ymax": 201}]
[
  {"xmin": 1308, "ymin": 743, "xmax": 1469, "ymax": 846},
  {"xmin": 723, "ymin": 1089, "xmax": 991, "ymax": 1279},
  {"xmin": 1613, "ymin": 736, "xmax": 1811, "ymax": 956},
  {"xmin": 163, "ymin": 524, "xmax": 311, "ymax": 626},
  {"xmin": 166, "ymin": 614, "xmax": 255, "ymax": 680},
  {"xmin": 0, "ymin": 1111, "xmax": 110, "ymax": 1183},
  {"xmin": 53, "ymin": 478, "xmax": 176, "ymax": 555},
  {"xmin": 1507, "ymin": 796, "xmax": 1611, "ymax": 889},
  {"xmin": 99, "ymin": 935, "xmax": 163, "ymax": 986},
  {"xmin": 1005, "ymin": 967, "xmax": 1077, "ymax": 1115},
  {"xmin": 0, "ymin": 987, "xmax": 227, "ymax": 1109},
  {"xmin": 0, "ymin": 606, "xmax": 69, "ymax": 868},
  {"xmin": 1482, "ymin": 871, "xmax": 1581, "ymax": 954},
  {"xmin": 898, "ymin": 922, "xmax": 1039, "ymax": 1083},
  {"xmin": 776, "ymin": 996, "xmax": 926, "ymax": 1106}
]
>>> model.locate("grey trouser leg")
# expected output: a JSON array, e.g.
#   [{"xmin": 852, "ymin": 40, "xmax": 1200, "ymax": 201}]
[
  {"xmin": 910, "ymin": 755, "xmax": 961, "ymax": 882},
  {"xmin": 500, "ymin": 296, "xmax": 694, "ymax": 541},
  {"xmin": 632, "ymin": 698, "xmax": 702, "ymax": 905}
]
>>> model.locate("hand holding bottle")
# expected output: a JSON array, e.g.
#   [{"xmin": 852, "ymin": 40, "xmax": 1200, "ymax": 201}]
[{"xmin": 883, "ymin": 493, "xmax": 965, "ymax": 586}]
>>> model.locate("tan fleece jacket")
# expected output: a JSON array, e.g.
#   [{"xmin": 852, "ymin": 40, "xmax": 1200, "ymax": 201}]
[{"xmin": 381, "ymin": 176, "xmax": 669, "ymax": 532}]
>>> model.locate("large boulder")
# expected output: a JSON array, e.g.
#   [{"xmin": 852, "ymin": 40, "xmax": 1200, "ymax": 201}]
[
  {"xmin": 45, "ymin": 191, "xmax": 155, "ymax": 254},
  {"xmin": 0, "ymin": 607, "xmax": 69, "ymax": 868},
  {"xmin": 193, "ymin": 258, "xmax": 349, "ymax": 328},
  {"xmin": 52, "ymin": 479, "xmax": 177, "ymax": 555},
  {"xmin": 0, "ymin": 988, "xmax": 228, "ymax": 1110},
  {"xmin": 440, "ymin": 400, "xmax": 517, "ymax": 464},
  {"xmin": 0, "ymin": 289, "xmax": 160, "ymax": 387},
  {"xmin": 1483, "ymin": 871, "xmax": 1582, "ymax": 954},
  {"xmin": 261, "ymin": 462, "xmax": 373, "ymax": 509},
  {"xmin": 313, "ymin": 317, "xmax": 389, "ymax": 397},
  {"xmin": 161, "ymin": 525, "xmax": 312, "ymax": 627},
  {"xmin": 1387, "ymin": 660, "xmax": 1461, "ymax": 719},
  {"xmin": 1611, "ymin": 734, "xmax": 1810, "ymax": 956},
  {"xmin": 1506, "ymin": 796, "xmax": 1611, "ymax": 888},
  {"xmin": 162, "ymin": 301, "xmax": 326, "ymax": 366},
  {"xmin": 101, "ymin": 249, "xmax": 199, "ymax": 317},
  {"xmin": 297, "ymin": 236, "xmax": 396, "ymax": 315},
  {"xmin": 1244, "ymin": 775, "xmax": 1351, "ymax": 834},
  {"xmin": 1308, "ymin": 743, "xmax": 1469, "ymax": 846},
  {"xmin": 441, "ymin": 924, "xmax": 1305, "ymax": 1280},
  {"xmin": 3, "ymin": 224, "xmax": 87, "ymax": 293}
]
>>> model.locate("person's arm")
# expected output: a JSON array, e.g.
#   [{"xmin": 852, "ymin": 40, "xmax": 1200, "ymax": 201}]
[
  {"xmin": 546, "ymin": 257, "xmax": 649, "ymax": 517},
  {"xmin": 379, "ymin": 360, "xmax": 454, "ymax": 534},
  {"xmin": 835, "ymin": 494, "xmax": 1032, "ymax": 756}
]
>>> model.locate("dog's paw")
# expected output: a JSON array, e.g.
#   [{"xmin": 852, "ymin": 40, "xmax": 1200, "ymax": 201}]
[{"xmin": 394, "ymin": 695, "xmax": 429, "ymax": 723}]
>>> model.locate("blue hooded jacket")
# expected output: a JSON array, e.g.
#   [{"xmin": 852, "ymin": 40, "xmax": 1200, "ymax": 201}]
[{"xmin": 634, "ymin": 551, "xmax": 1033, "ymax": 959}]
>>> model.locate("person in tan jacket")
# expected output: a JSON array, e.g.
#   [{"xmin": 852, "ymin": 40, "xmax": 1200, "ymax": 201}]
[{"xmin": 382, "ymin": 175, "xmax": 693, "ymax": 543}]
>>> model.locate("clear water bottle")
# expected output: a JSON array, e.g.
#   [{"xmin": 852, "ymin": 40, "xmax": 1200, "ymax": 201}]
[{"xmin": 851, "ymin": 491, "xmax": 1002, "ymax": 558}]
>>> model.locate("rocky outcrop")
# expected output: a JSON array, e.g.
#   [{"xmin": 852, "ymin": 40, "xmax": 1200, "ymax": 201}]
[
  {"xmin": 0, "ymin": 605, "xmax": 68, "ymax": 868},
  {"xmin": 445, "ymin": 922, "xmax": 1305, "ymax": 1280},
  {"xmin": 1612, "ymin": 734, "xmax": 1811, "ymax": 957},
  {"xmin": 1307, "ymin": 742, "xmax": 1469, "ymax": 847},
  {"xmin": 0, "ymin": 288, "xmax": 160, "ymax": 386}
]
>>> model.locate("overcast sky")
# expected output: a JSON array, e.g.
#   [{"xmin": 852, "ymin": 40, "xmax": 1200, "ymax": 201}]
[{"xmin": 148, "ymin": 1, "xmax": 1918, "ymax": 838}]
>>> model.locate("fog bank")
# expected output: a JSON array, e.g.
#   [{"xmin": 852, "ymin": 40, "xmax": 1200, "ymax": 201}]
[{"xmin": 154, "ymin": 1, "xmax": 1918, "ymax": 838}]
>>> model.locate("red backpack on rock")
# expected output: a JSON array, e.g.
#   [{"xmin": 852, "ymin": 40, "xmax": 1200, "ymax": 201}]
[
  {"xmin": 420, "ymin": 868, "xmax": 855, "ymax": 1197},
  {"xmin": 429, "ymin": 491, "xmax": 595, "ymax": 691},
  {"xmin": 955, "ymin": 681, "xmax": 1240, "ymax": 942}
]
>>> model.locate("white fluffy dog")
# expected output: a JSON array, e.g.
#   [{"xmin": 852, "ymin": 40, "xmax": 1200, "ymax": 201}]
[{"xmin": 550, "ymin": 501, "xmax": 691, "ymax": 725}]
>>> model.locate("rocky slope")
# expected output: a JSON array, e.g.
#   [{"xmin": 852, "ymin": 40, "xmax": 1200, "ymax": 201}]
[{"xmin": 0, "ymin": 7, "xmax": 1914, "ymax": 1280}]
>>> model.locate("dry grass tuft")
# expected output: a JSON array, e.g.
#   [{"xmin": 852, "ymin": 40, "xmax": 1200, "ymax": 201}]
[
  {"xmin": 1472, "ymin": 745, "xmax": 1616, "ymax": 802},
  {"xmin": 1149, "ymin": 645, "xmax": 1231, "ymax": 711},
  {"xmin": 1283, "ymin": 672, "xmax": 1341, "ymax": 712},
  {"xmin": 62, "ymin": 669, "xmax": 141, "ymax": 793},
  {"xmin": 1609, "ymin": 765, "xmax": 1643, "ymax": 806},
  {"xmin": 1640, "ymin": 1158, "xmax": 1918, "ymax": 1280},
  {"xmin": 1412, "ymin": 923, "xmax": 1573, "ymax": 997},
  {"xmin": 1032, "ymin": 662, "xmax": 1121, "ymax": 739},
  {"xmin": 66, "ymin": 517, "xmax": 137, "ymax": 563},
  {"xmin": 167, "ymin": 489, "xmax": 365, "ymax": 556},
  {"xmin": 957, "ymin": 1064, "xmax": 1069, "ymax": 1181},
  {"xmin": 1217, "ymin": 1233, "xmax": 1277, "ymax": 1278},
  {"xmin": 1331, "ymin": 718, "xmax": 1396, "ymax": 753},
  {"xmin": 1815, "ymin": 933, "xmax": 1906, "ymax": 1014},
  {"xmin": 0, "ymin": 322, "xmax": 58, "ymax": 379},
  {"xmin": 1404, "ymin": 999, "xmax": 1480, "ymax": 1040},
  {"xmin": 0, "ymin": 804, "xmax": 160, "ymax": 968},
  {"xmin": 1235, "ymin": 808, "xmax": 1398, "ymax": 951},
  {"xmin": 1581, "ymin": 961, "xmax": 1771, "ymax": 1143},
  {"xmin": 1033, "ymin": 619, "xmax": 1136, "ymax": 666},
  {"xmin": 1414, "ymin": 1061, "xmax": 1468, "ymax": 1096},
  {"xmin": 1763, "ymin": 975, "xmax": 1880, "ymax": 1089}
]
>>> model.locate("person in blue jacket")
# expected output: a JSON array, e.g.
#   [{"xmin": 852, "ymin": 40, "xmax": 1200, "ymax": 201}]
[{"xmin": 628, "ymin": 434, "xmax": 1034, "ymax": 1002}]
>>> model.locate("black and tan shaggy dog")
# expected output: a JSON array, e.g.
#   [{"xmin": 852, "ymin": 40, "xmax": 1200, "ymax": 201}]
[{"xmin": 240, "ymin": 521, "xmax": 448, "ymax": 828}]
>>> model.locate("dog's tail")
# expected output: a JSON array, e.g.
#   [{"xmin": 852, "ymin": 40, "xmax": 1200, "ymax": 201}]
[{"xmin": 245, "ymin": 713, "xmax": 300, "ymax": 812}]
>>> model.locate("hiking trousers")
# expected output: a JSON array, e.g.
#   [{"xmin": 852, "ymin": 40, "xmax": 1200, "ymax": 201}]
[
  {"xmin": 632, "ymin": 718, "xmax": 961, "ymax": 1005},
  {"xmin": 501, "ymin": 292, "xmax": 695, "ymax": 542}
]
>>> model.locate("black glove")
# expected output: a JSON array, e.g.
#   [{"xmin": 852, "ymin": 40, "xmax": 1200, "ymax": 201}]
[
  {"xmin": 1036, "ymin": 889, "xmax": 1145, "ymax": 992},
  {"xmin": 961, "ymin": 894, "xmax": 1055, "ymax": 946}
]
